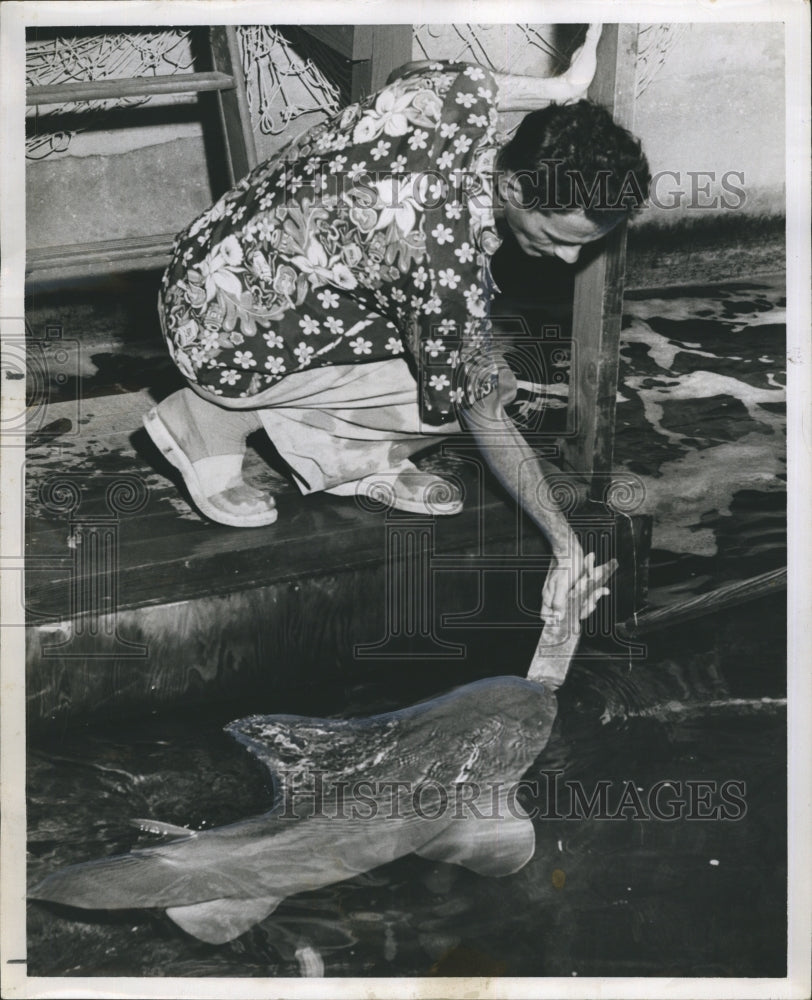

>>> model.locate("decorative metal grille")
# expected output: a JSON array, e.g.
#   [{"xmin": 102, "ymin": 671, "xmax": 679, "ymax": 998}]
[
  {"xmin": 26, "ymin": 25, "xmax": 685, "ymax": 160},
  {"xmin": 25, "ymin": 26, "xmax": 340, "ymax": 159},
  {"xmin": 635, "ymin": 24, "xmax": 689, "ymax": 97}
]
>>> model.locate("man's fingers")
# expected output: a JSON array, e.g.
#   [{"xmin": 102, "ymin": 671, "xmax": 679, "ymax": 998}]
[
  {"xmin": 541, "ymin": 550, "xmax": 615, "ymax": 623},
  {"xmin": 579, "ymin": 586, "xmax": 611, "ymax": 620},
  {"xmin": 592, "ymin": 557, "xmax": 619, "ymax": 587}
]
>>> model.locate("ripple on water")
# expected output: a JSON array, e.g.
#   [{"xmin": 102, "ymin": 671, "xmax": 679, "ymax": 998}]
[{"xmin": 615, "ymin": 279, "xmax": 784, "ymax": 565}]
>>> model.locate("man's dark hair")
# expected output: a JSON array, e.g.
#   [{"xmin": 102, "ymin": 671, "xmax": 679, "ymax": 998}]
[{"xmin": 496, "ymin": 100, "xmax": 651, "ymax": 219}]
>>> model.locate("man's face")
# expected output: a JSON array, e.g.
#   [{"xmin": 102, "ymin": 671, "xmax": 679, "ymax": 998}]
[{"xmin": 499, "ymin": 175, "xmax": 621, "ymax": 262}]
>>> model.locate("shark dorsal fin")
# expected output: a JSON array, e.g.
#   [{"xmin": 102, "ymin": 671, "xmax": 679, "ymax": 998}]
[
  {"xmin": 225, "ymin": 713, "xmax": 400, "ymax": 789},
  {"xmin": 415, "ymin": 790, "xmax": 535, "ymax": 876},
  {"xmin": 167, "ymin": 896, "xmax": 282, "ymax": 944}
]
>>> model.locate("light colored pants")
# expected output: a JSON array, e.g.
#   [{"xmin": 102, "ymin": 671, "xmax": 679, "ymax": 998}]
[{"xmin": 192, "ymin": 359, "xmax": 459, "ymax": 494}]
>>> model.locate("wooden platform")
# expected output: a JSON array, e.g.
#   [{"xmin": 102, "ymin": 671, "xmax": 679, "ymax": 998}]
[
  {"xmin": 21, "ymin": 269, "xmax": 656, "ymax": 732},
  {"xmin": 21, "ymin": 388, "xmax": 544, "ymax": 730},
  {"xmin": 23, "ymin": 375, "xmax": 653, "ymax": 733}
]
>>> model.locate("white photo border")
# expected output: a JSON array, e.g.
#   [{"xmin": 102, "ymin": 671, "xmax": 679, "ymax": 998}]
[{"xmin": 2, "ymin": 2, "xmax": 809, "ymax": 998}]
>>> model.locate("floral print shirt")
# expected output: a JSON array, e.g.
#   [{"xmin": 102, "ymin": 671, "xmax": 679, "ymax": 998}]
[{"xmin": 159, "ymin": 62, "xmax": 503, "ymax": 425}]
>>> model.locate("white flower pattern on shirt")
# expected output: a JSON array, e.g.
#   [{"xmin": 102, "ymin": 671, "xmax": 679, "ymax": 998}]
[{"xmin": 160, "ymin": 61, "xmax": 501, "ymax": 421}]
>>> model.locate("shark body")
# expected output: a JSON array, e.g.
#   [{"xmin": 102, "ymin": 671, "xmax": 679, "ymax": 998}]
[{"xmin": 30, "ymin": 675, "xmax": 559, "ymax": 944}]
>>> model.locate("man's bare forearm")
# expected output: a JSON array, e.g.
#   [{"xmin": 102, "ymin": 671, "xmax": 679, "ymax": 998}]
[
  {"xmin": 462, "ymin": 394, "xmax": 575, "ymax": 555},
  {"xmin": 389, "ymin": 64, "xmax": 588, "ymax": 111},
  {"xmin": 388, "ymin": 25, "xmax": 600, "ymax": 112},
  {"xmin": 492, "ymin": 72, "xmax": 588, "ymax": 111}
]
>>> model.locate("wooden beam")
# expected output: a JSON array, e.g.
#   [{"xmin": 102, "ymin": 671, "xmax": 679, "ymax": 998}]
[
  {"xmin": 562, "ymin": 24, "xmax": 639, "ymax": 485},
  {"xmin": 618, "ymin": 567, "xmax": 787, "ymax": 639},
  {"xmin": 27, "ymin": 71, "xmax": 235, "ymax": 107},
  {"xmin": 26, "ymin": 233, "xmax": 177, "ymax": 281}
]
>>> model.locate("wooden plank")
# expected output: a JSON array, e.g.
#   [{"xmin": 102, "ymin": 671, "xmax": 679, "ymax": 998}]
[
  {"xmin": 25, "ymin": 529, "xmax": 550, "ymax": 731},
  {"xmin": 26, "ymin": 233, "xmax": 177, "ymax": 280},
  {"xmin": 618, "ymin": 567, "xmax": 787, "ymax": 639},
  {"xmin": 27, "ymin": 71, "xmax": 235, "ymax": 107},
  {"xmin": 210, "ymin": 25, "xmax": 258, "ymax": 184},
  {"xmin": 23, "ymin": 395, "xmax": 552, "ymax": 621},
  {"xmin": 363, "ymin": 25, "xmax": 413, "ymax": 95},
  {"xmin": 25, "ymin": 464, "xmax": 532, "ymax": 619},
  {"xmin": 562, "ymin": 23, "xmax": 639, "ymax": 484}
]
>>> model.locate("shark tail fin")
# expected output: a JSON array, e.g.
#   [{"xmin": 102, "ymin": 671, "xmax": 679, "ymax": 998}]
[
  {"xmin": 31, "ymin": 852, "xmax": 282, "ymax": 944},
  {"xmin": 166, "ymin": 896, "xmax": 282, "ymax": 944},
  {"xmin": 30, "ymin": 851, "xmax": 177, "ymax": 911}
]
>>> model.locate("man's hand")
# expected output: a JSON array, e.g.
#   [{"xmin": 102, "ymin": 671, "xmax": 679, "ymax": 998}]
[
  {"xmin": 561, "ymin": 23, "xmax": 602, "ymax": 102},
  {"xmin": 540, "ymin": 533, "xmax": 586, "ymax": 622},
  {"xmin": 493, "ymin": 354, "xmax": 518, "ymax": 406},
  {"xmin": 541, "ymin": 548, "xmax": 615, "ymax": 624}
]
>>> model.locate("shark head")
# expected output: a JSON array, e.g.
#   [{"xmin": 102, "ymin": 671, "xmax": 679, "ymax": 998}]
[{"xmin": 395, "ymin": 675, "xmax": 559, "ymax": 786}]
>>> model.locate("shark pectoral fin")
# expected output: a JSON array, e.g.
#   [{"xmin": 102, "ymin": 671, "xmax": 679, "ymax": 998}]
[
  {"xmin": 166, "ymin": 895, "xmax": 282, "ymax": 945},
  {"xmin": 130, "ymin": 818, "xmax": 196, "ymax": 839},
  {"xmin": 415, "ymin": 794, "xmax": 536, "ymax": 877}
]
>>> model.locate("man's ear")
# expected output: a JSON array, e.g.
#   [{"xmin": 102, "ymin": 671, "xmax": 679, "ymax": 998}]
[{"xmin": 497, "ymin": 172, "xmax": 527, "ymax": 209}]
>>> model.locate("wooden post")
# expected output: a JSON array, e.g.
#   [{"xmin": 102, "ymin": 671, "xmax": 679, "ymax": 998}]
[
  {"xmin": 301, "ymin": 25, "xmax": 413, "ymax": 103},
  {"xmin": 562, "ymin": 23, "xmax": 639, "ymax": 487},
  {"xmin": 210, "ymin": 25, "xmax": 258, "ymax": 185},
  {"xmin": 351, "ymin": 25, "xmax": 414, "ymax": 100}
]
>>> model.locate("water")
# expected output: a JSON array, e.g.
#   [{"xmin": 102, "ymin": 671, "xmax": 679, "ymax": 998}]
[
  {"xmin": 26, "ymin": 274, "xmax": 787, "ymax": 978},
  {"xmin": 613, "ymin": 275, "xmax": 785, "ymax": 597},
  {"xmin": 27, "ymin": 628, "xmax": 786, "ymax": 978}
]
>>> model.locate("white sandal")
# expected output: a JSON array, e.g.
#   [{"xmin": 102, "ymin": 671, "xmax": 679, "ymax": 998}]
[
  {"xmin": 143, "ymin": 406, "xmax": 278, "ymax": 528},
  {"xmin": 326, "ymin": 461, "xmax": 463, "ymax": 516}
]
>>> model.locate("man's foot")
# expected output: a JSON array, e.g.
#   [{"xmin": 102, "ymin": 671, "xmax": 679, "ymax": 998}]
[
  {"xmin": 143, "ymin": 389, "xmax": 277, "ymax": 528},
  {"xmin": 326, "ymin": 460, "xmax": 463, "ymax": 515}
]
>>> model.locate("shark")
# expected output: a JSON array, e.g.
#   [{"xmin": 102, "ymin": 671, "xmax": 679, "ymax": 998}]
[{"xmin": 30, "ymin": 558, "xmax": 615, "ymax": 946}]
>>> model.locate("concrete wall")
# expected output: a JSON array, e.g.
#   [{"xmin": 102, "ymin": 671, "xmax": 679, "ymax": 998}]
[
  {"xmin": 632, "ymin": 22, "xmax": 785, "ymax": 226},
  {"xmin": 26, "ymin": 22, "xmax": 785, "ymax": 252}
]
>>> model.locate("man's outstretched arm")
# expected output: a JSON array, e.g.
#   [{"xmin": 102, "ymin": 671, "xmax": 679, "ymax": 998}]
[
  {"xmin": 389, "ymin": 24, "xmax": 601, "ymax": 111},
  {"xmin": 461, "ymin": 386, "xmax": 588, "ymax": 620}
]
